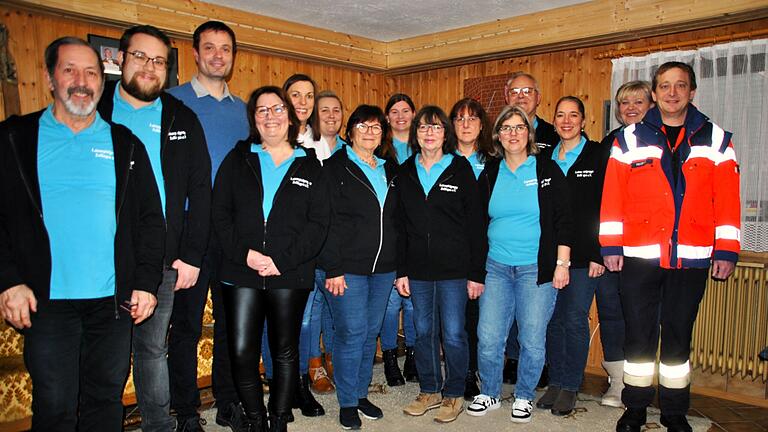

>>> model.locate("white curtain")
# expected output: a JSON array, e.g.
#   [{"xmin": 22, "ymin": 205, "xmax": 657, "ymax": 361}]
[{"xmin": 611, "ymin": 39, "xmax": 768, "ymax": 252}]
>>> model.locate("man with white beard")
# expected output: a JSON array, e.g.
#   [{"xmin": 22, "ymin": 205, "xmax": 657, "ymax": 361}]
[
  {"xmin": 96, "ymin": 25, "xmax": 212, "ymax": 432},
  {"xmin": 0, "ymin": 36, "xmax": 165, "ymax": 432}
]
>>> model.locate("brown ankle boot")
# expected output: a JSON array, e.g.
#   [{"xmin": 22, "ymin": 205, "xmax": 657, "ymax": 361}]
[
  {"xmin": 309, "ymin": 356, "xmax": 335, "ymax": 394},
  {"xmin": 324, "ymin": 352, "xmax": 334, "ymax": 381}
]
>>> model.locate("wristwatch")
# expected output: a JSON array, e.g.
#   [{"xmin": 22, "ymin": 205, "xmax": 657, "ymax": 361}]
[{"xmin": 556, "ymin": 259, "xmax": 571, "ymax": 268}]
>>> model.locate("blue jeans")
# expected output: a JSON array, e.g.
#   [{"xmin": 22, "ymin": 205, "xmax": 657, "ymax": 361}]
[
  {"xmin": 134, "ymin": 268, "xmax": 176, "ymax": 432},
  {"xmin": 478, "ymin": 258, "xmax": 557, "ymax": 400},
  {"xmin": 298, "ymin": 269, "xmax": 335, "ymax": 373},
  {"xmin": 595, "ymin": 271, "xmax": 624, "ymax": 361},
  {"xmin": 546, "ymin": 268, "xmax": 597, "ymax": 392},
  {"xmin": 324, "ymin": 272, "xmax": 394, "ymax": 407},
  {"xmin": 409, "ymin": 279, "xmax": 469, "ymax": 398},
  {"xmin": 381, "ymin": 286, "xmax": 415, "ymax": 349}
]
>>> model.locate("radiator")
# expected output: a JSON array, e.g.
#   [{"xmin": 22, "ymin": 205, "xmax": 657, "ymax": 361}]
[{"xmin": 691, "ymin": 261, "xmax": 768, "ymax": 381}]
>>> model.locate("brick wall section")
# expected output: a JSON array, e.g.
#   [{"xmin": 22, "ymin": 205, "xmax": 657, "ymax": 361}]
[{"xmin": 463, "ymin": 74, "xmax": 512, "ymax": 122}]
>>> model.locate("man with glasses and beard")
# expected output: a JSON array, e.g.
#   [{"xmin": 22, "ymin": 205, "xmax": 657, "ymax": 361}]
[
  {"xmin": 0, "ymin": 36, "xmax": 164, "ymax": 432},
  {"xmin": 97, "ymin": 25, "xmax": 211, "ymax": 432}
]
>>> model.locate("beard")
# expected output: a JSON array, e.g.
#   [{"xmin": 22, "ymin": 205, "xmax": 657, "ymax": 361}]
[
  {"xmin": 121, "ymin": 73, "xmax": 164, "ymax": 102},
  {"xmin": 55, "ymin": 84, "xmax": 100, "ymax": 117}
]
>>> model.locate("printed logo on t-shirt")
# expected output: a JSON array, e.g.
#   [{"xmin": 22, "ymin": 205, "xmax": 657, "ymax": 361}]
[
  {"xmin": 150, "ymin": 123, "xmax": 161, "ymax": 134},
  {"xmin": 523, "ymin": 178, "xmax": 538, "ymax": 187},
  {"xmin": 290, "ymin": 177, "xmax": 312, "ymax": 188},
  {"xmin": 575, "ymin": 170, "xmax": 594, "ymax": 178},
  {"xmin": 91, "ymin": 147, "xmax": 114, "ymax": 160},
  {"xmin": 439, "ymin": 183, "xmax": 458, "ymax": 193},
  {"xmin": 168, "ymin": 130, "xmax": 187, "ymax": 141}
]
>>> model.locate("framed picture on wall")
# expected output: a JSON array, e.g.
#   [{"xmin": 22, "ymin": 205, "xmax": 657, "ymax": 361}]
[{"xmin": 87, "ymin": 34, "xmax": 179, "ymax": 87}]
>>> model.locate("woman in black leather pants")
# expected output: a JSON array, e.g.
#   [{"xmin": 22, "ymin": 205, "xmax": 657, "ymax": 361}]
[{"xmin": 212, "ymin": 85, "xmax": 330, "ymax": 431}]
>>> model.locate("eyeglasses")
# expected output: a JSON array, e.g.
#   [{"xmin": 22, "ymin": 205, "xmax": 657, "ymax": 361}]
[
  {"xmin": 126, "ymin": 50, "xmax": 168, "ymax": 69},
  {"xmin": 498, "ymin": 124, "xmax": 528, "ymax": 135},
  {"xmin": 417, "ymin": 123, "xmax": 444, "ymax": 133},
  {"xmin": 454, "ymin": 116, "xmax": 479, "ymax": 123},
  {"xmin": 354, "ymin": 123, "xmax": 383, "ymax": 135},
  {"xmin": 507, "ymin": 87, "xmax": 536, "ymax": 98},
  {"xmin": 254, "ymin": 104, "xmax": 287, "ymax": 118}
]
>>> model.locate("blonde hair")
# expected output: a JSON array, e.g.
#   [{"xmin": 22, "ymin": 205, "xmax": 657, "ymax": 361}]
[{"xmin": 614, "ymin": 81, "xmax": 652, "ymax": 124}]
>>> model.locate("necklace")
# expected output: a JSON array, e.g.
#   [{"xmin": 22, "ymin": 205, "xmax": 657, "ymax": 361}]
[{"xmin": 358, "ymin": 151, "xmax": 377, "ymax": 168}]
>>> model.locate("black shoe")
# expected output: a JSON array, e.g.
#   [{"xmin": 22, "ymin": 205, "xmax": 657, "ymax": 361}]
[
  {"xmin": 463, "ymin": 370, "xmax": 481, "ymax": 401},
  {"xmin": 537, "ymin": 365, "xmax": 550, "ymax": 388},
  {"xmin": 615, "ymin": 407, "xmax": 647, "ymax": 432},
  {"xmin": 216, "ymin": 401, "xmax": 249, "ymax": 432},
  {"xmin": 660, "ymin": 414, "xmax": 693, "ymax": 432},
  {"xmin": 382, "ymin": 348, "xmax": 405, "ymax": 386},
  {"xmin": 551, "ymin": 389, "xmax": 578, "ymax": 416},
  {"xmin": 339, "ymin": 407, "xmax": 362, "ymax": 430},
  {"xmin": 268, "ymin": 414, "xmax": 289, "ymax": 432},
  {"xmin": 245, "ymin": 412, "xmax": 269, "ymax": 432},
  {"xmin": 403, "ymin": 346, "xmax": 419, "ymax": 382},
  {"xmin": 535, "ymin": 385, "xmax": 561, "ymax": 409},
  {"xmin": 503, "ymin": 358, "xmax": 518, "ymax": 384},
  {"xmin": 176, "ymin": 415, "xmax": 207, "ymax": 432},
  {"xmin": 293, "ymin": 374, "xmax": 325, "ymax": 417},
  {"xmin": 357, "ymin": 398, "xmax": 383, "ymax": 420}
]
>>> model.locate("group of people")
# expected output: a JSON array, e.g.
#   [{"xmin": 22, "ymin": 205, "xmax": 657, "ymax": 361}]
[{"xmin": 0, "ymin": 18, "xmax": 741, "ymax": 432}]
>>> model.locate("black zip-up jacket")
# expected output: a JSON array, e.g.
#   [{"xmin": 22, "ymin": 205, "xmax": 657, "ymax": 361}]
[
  {"xmin": 479, "ymin": 155, "xmax": 573, "ymax": 284},
  {"xmin": 98, "ymin": 82, "xmax": 211, "ymax": 268},
  {"xmin": 212, "ymin": 140, "xmax": 330, "ymax": 289},
  {"xmin": 541, "ymin": 140, "xmax": 610, "ymax": 268},
  {"xmin": 0, "ymin": 110, "xmax": 165, "ymax": 308},
  {"xmin": 320, "ymin": 146, "xmax": 398, "ymax": 278},
  {"xmin": 535, "ymin": 117, "xmax": 560, "ymax": 149},
  {"xmin": 396, "ymin": 154, "xmax": 486, "ymax": 283}
]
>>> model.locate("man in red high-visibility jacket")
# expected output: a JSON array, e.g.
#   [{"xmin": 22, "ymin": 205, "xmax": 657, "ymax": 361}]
[{"xmin": 600, "ymin": 61, "xmax": 740, "ymax": 432}]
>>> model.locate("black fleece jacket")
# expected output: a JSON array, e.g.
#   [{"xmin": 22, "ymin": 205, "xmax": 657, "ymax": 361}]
[
  {"xmin": 98, "ymin": 81, "xmax": 212, "ymax": 268},
  {"xmin": 212, "ymin": 141, "xmax": 330, "ymax": 289},
  {"xmin": 0, "ymin": 110, "xmax": 165, "ymax": 307},
  {"xmin": 320, "ymin": 146, "xmax": 399, "ymax": 278},
  {"xmin": 541, "ymin": 140, "xmax": 611, "ymax": 268},
  {"xmin": 535, "ymin": 117, "xmax": 560, "ymax": 149},
  {"xmin": 396, "ymin": 154, "xmax": 486, "ymax": 283},
  {"xmin": 479, "ymin": 155, "xmax": 574, "ymax": 284}
]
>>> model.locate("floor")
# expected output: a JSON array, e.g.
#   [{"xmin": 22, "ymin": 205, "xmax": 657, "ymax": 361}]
[{"xmin": 122, "ymin": 371, "xmax": 768, "ymax": 432}]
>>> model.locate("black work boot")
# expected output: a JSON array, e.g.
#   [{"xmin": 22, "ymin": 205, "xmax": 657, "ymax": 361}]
[
  {"xmin": 660, "ymin": 414, "xmax": 693, "ymax": 432},
  {"xmin": 383, "ymin": 348, "xmax": 405, "ymax": 386},
  {"xmin": 403, "ymin": 346, "xmax": 419, "ymax": 382},
  {"xmin": 245, "ymin": 411, "xmax": 269, "ymax": 432},
  {"xmin": 292, "ymin": 373, "xmax": 325, "ymax": 417},
  {"xmin": 616, "ymin": 407, "xmax": 647, "ymax": 432},
  {"xmin": 268, "ymin": 414, "xmax": 289, "ymax": 432}
]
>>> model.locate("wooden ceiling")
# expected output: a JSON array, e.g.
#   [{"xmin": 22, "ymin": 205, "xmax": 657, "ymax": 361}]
[{"xmin": 10, "ymin": 0, "xmax": 768, "ymax": 73}]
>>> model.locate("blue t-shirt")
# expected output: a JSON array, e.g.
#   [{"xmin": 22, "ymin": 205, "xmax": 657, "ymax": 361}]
[
  {"xmin": 464, "ymin": 151, "xmax": 485, "ymax": 179},
  {"xmin": 488, "ymin": 156, "xmax": 540, "ymax": 266},
  {"xmin": 346, "ymin": 145, "xmax": 388, "ymax": 207},
  {"xmin": 251, "ymin": 145, "xmax": 307, "ymax": 218},
  {"xmin": 393, "ymin": 137, "xmax": 412, "ymax": 164},
  {"xmin": 416, "ymin": 153, "xmax": 453, "ymax": 195},
  {"xmin": 111, "ymin": 85, "xmax": 166, "ymax": 215},
  {"xmin": 38, "ymin": 106, "xmax": 117, "ymax": 299},
  {"xmin": 167, "ymin": 79, "xmax": 249, "ymax": 181},
  {"xmin": 551, "ymin": 136, "xmax": 587, "ymax": 175}
]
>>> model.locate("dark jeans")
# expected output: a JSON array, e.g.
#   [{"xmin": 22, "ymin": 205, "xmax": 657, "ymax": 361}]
[
  {"xmin": 222, "ymin": 284, "xmax": 308, "ymax": 417},
  {"xmin": 133, "ymin": 269, "xmax": 177, "ymax": 431},
  {"xmin": 546, "ymin": 268, "xmax": 597, "ymax": 392},
  {"xmin": 23, "ymin": 297, "xmax": 133, "ymax": 432},
  {"xmin": 620, "ymin": 258, "xmax": 708, "ymax": 415},
  {"xmin": 169, "ymin": 246, "xmax": 238, "ymax": 418},
  {"xmin": 595, "ymin": 271, "xmax": 624, "ymax": 362},
  {"xmin": 409, "ymin": 278, "xmax": 469, "ymax": 398}
]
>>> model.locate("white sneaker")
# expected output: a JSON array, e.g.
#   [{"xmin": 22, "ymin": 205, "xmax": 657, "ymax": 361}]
[
  {"xmin": 466, "ymin": 394, "xmax": 501, "ymax": 416},
  {"xmin": 511, "ymin": 398, "xmax": 533, "ymax": 423}
]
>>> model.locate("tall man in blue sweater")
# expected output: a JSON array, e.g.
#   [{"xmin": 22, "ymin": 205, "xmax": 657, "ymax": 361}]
[
  {"xmin": 167, "ymin": 20, "xmax": 250, "ymax": 432},
  {"xmin": 96, "ymin": 25, "xmax": 212, "ymax": 432}
]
